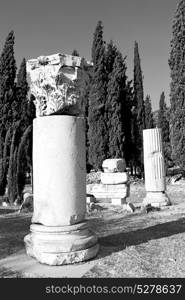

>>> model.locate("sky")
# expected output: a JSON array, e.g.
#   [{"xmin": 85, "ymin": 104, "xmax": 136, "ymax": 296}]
[{"xmin": 0, "ymin": 0, "xmax": 180, "ymax": 111}]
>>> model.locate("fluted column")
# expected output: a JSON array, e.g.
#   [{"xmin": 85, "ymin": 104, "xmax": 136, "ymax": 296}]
[{"xmin": 143, "ymin": 128, "xmax": 171, "ymax": 207}]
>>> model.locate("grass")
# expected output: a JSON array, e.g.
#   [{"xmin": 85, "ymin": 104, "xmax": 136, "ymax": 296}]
[{"xmin": 0, "ymin": 182, "xmax": 185, "ymax": 277}]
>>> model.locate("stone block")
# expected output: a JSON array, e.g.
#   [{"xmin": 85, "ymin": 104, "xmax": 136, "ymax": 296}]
[
  {"xmin": 24, "ymin": 222, "xmax": 99, "ymax": 266},
  {"xmin": 111, "ymin": 198, "xmax": 127, "ymax": 205},
  {"xmin": 101, "ymin": 172, "xmax": 128, "ymax": 184},
  {"xmin": 87, "ymin": 183, "xmax": 129, "ymax": 199},
  {"xmin": 27, "ymin": 53, "xmax": 92, "ymax": 117},
  {"xmin": 143, "ymin": 192, "xmax": 171, "ymax": 207},
  {"xmin": 102, "ymin": 159, "xmax": 126, "ymax": 173}
]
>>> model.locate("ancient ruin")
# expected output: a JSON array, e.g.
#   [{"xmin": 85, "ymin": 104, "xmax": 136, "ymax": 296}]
[
  {"xmin": 27, "ymin": 53, "xmax": 92, "ymax": 117},
  {"xmin": 143, "ymin": 128, "xmax": 171, "ymax": 207},
  {"xmin": 87, "ymin": 159, "xmax": 130, "ymax": 205},
  {"xmin": 24, "ymin": 53, "xmax": 98, "ymax": 265}
]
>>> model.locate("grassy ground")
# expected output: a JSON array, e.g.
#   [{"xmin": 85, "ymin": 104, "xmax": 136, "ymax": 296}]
[{"xmin": 1, "ymin": 183, "xmax": 185, "ymax": 277}]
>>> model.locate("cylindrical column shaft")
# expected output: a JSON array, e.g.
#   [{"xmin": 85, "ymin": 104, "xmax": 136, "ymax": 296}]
[
  {"xmin": 143, "ymin": 128, "xmax": 170, "ymax": 207},
  {"xmin": 24, "ymin": 115, "xmax": 99, "ymax": 265},
  {"xmin": 143, "ymin": 128, "xmax": 166, "ymax": 192},
  {"xmin": 32, "ymin": 116, "xmax": 86, "ymax": 226}
]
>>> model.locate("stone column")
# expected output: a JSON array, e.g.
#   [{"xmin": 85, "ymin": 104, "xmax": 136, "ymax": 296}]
[
  {"xmin": 24, "ymin": 54, "xmax": 98, "ymax": 265},
  {"xmin": 143, "ymin": 128, "xmax": 171, "ymax": 207}
]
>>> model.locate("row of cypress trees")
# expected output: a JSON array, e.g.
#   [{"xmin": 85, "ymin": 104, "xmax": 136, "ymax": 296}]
[
  {"xmin": 0, "ymin": 16, "xmax": 175, "ymax": 203},
  {"xmin": 80, "ymin": 21, "xmax": 149, "ymax": 173},
  {"xmin": 0, "ymin": 30, "xmax": 35, "ymax": 204},
  {"xmin": 85, "ymin": 21, "xmax": 174, "ymax": 173},
  {"xmin": 169, "ymin": 0, "xmax": 185, "ymax": 170}
]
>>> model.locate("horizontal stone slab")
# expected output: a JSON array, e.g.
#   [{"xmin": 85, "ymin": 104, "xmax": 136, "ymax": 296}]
[
  {"xmin": 111, "ymin": 198, "xmax": 127, "ymax": 205},
  {"xmin": 101, "ymin": 172, "xmax": 129, "ymax": 184},
  {"xmin": 102, "ymin": 159, "xmax": 126, "ymax": 173},
  {"xmin": 87, "ymin": 183, "xmax": 129, "ymax": 199}
]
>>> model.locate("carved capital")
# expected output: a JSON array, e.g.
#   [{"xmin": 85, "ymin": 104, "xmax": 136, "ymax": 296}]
[{"xmin": 27, "ymin": 53, "xmax": 92, "ymax": 117}]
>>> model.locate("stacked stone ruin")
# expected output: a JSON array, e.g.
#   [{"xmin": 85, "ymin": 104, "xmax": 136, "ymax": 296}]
[{"xmin": 87, "ymin": 159, "xmax": 130, "ymax": 205}]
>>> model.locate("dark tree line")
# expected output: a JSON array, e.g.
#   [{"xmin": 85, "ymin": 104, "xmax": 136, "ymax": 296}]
[
  {"xmin": 84, "ymin": 21, "xmax": 148, "ymax": 174},
  {"xmin": 169, "ymin": 0, "xmax": 185, "ymax": 169},
  {"xmin": 1, "ymin": 10, "xmax": 179, "ymax": 205},
  {"xmin": 0, "ymin": 31, "xmax": 35, "ymax": 204}
]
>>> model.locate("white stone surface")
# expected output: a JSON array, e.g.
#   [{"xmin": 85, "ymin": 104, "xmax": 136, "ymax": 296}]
[
  {"xmin": 143, "ymin": 192, "xmax": 171, "ymax": 207},
  {"xmin": 32, "ymin": 116, "xmax": 86, "ymax": 226},
  {"xmin": 0, "ymin": 250, "xmax": 97, "ymax": 278},
  {"xmin": 87, "ymin": 183, "xmax": 129, "ymax": 199},
  {"xmin": 101, "ymin": 172, "xmax": 128, "ymax": 184},
  {"xmin": 27, "ymin": 53, "xmax": 92, "ymax": 117},
  {"xmin": 111, "ymin": 198, "xmax": 127, "ymax": 205},
  {"xmin": 102, "ymin": 159, "xmax": 126, "ymax": 173},
  {"xmin": 143, "ymin": 129, "xmax": 170, "ymax": 207},
  {"xmin": 24, "ymin": 222, "xmax": 99, "ymax": 266},
  {"xmin": 143, "ymin": 128, "xmax": 166, "ymax": 192}
]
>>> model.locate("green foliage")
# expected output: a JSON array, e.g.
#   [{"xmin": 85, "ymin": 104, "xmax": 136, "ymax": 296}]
[
  {"xmin": 0, "ymin": 31, "xmax": 17, "ymax": 194},
  {"xmin": 144, "ymin": 95, "xmax": 154, "ymax": 129},
  {"xmin": 169, "ymin": 0, "xmax": 185, "ymax": 168},
  {"xmin": 0, "ymin": 30, "xmax": 17, "ymax": 133},
  {"xmin": 88, "ymin": 21, "xmax": 108, "ymax": 170},
  {"xmin": 105, "ymin": 40, "xmax": 118, "ymax": 77},
  {"xmin": 106, "ymin": 52, "xmax": 127, "ymax": 158},
  {"xmin": 133, "ymin": 41, "xmax": 145, "ymax": 170},
  {"xmin": 16, "ymin": 125, "xmax": 32, "ymax": 200},
  {"xmin": 16, "ymin": 58, "xmax": 29, "ymax": 123},
  {"xmin": 7, "ymin": 125, "xmax": 19, "ymax": 204},
  {"xmin": 157, "ymin": 92, "xmax": 171, "ymax": 165},
  {"xmin": 0, "ymin": 127, "xmax": 12, "ymax": 195}
]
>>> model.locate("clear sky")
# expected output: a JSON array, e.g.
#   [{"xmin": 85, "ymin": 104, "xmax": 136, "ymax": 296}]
[{"xmin": 0, "ymin": 0, "xmax": 180, "ymax": 111}]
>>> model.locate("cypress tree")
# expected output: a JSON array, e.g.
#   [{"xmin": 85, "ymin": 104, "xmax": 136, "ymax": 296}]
[
  {"xmin": 16, "ymin": 58, "xmax": 29, "ymax": 124},
  {"xmin": 88, "ymin": 21, "xmax": 108, "ymax": 170},
  {"xmin": 7, "ymin": 125, "xmax": 19, "ymax": 204},
  {"xmin": 77, "ymin": 58, "xmax": 93, "ymax": 170},
  {"xmin": 133, "ymin": 41, "xmax": 145, "ymax": 173},
  {"xmin": 0, "ymin": 30, "xmax": 17, "ymax": 134},
  {"xmin": 124, "ymin": 79, "xmax": 134, "ymax": 166},
  {"xmin": 107, "ymin": 52, "xmax": 127, "ymax": 158},
  {"xmin": 169, "ymin": 0, "xmax": 185, "ymax": 167},
  {"xmin": 0, "ymin": 30, "xmax": 17, "ymax": 194},
  {"xmin": 0, "ymin": 127, "xmax": 12, "ymax": 195},
  {"xmin": 145, "ymin": 95, "xmax": 154, "ymax": 129},
  {"xmin": 16, "ymin": 125, "xmax": 32, "ymax": 201},
  {"xmin": 157, "ymin": 92, "xmax": 171, "ymax": 165},
  {"xmin": 105, "ymin": 40, "xmax": 118, "ymax": 77}
]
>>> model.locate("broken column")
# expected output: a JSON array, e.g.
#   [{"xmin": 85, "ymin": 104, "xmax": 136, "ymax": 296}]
[
  {"xmin": 143, "ymin": 128, "xmax": 171, "ymax": 207},
  {"xmin": 87, "ymin": 159, "xmax": 130, "ymax": 205},
  {"xmin": 24, "ymin": 53, "xmax": 98, "ymax": 265}
]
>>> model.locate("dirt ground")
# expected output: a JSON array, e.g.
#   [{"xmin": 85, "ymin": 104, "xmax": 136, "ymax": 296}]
[{"xmin": 1, "ymin": 183, "xmax": 185, "ymax": 277}]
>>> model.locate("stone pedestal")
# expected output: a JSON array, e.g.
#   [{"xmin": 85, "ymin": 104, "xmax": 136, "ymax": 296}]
[
  {"xmin": 87, "ymin": 159, "xmax": 130, "ymax": 206},
  {"xmin": 24, "ymin": 116, "xmax": 99, "ymax": 265},
  {"xmin": 143, "ymin": 128, "xmax": 171, "ymax": 207}
]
